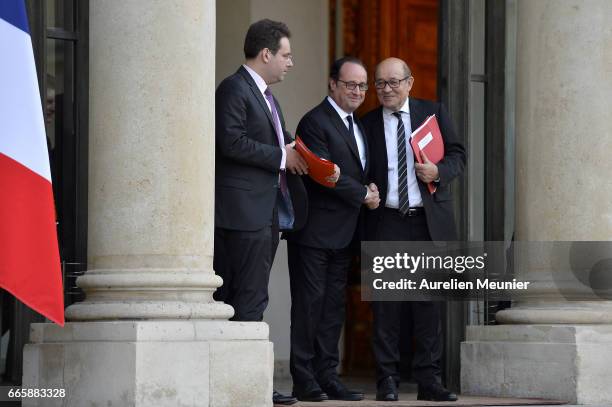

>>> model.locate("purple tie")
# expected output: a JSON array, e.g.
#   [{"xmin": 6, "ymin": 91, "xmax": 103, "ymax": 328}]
[{"xmin": 264, "ymin": 88, "xmax": 288, "ymax": 197}]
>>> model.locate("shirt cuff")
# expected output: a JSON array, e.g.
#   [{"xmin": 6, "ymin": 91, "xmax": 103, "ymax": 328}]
[{"xmin": 280, "ymin": 145, "xmax": 287, "ymax": 170}]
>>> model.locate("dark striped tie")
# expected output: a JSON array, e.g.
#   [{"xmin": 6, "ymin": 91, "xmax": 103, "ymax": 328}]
[{"xmin": 393, "ymin": 111, "xmax": 410, "ymax": 215}]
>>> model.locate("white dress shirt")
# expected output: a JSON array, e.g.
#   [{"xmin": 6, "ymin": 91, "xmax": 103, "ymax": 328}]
[
  {"xmin": 243, "ymin": 64, "xmax": 286, "ymax": 169},
  {"xmin": 383, "ymin": 98, "xmax": 423, "ymax": 208},
  {"xmin": 326, "ymin": 96, "xmax": 367, "ymax": 170}
]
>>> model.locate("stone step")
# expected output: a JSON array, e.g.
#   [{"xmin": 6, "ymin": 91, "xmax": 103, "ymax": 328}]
[{"xmin": 284, "ymin": 394, "xmax": 566, "ymax": 407}]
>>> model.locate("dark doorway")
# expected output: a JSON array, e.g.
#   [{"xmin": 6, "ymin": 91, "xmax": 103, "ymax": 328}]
[
  {"xmin": 334, "ymin": 0, "xmax": 509, "ymax": 394},
  {"xmin": 332, "ymin": 0, "xmax": 442, "ymax": 379}
]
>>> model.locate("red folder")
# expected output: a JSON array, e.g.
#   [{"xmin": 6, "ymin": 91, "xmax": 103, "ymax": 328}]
[
  {"xmin": 294, "ymin": 136, "xmax": 336, "ymax": 188},
  {"xmin": 410, "ymin": 115, "xmax": 444, "ymax": 194}
]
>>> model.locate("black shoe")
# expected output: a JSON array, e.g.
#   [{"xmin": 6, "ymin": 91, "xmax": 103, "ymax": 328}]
[
  {"xmin": 292, "ymin": 389, "xmax": 329, "ymax": 402},
  {"xmin": 273, "ymin": 390, "xmax": 298, "ymax": 405},
  {"xmin": 417, "ymin": 383, "xmax": 458, "ymax": 402},
  {"xmin": 376, "ymin": 376, "xmax": 398, "ymax": 401},
  {"xmin": 321, "ymin": 379, "xmax": 364, "ymax": 401}
]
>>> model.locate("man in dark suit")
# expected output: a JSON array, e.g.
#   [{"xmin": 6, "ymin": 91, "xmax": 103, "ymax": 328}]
[
  {"xmin": 361, "ymin": 57, "xmax": 466, "ymax": 402},
  {"xmin": 214, "ymin": 19, "xmax": 315, "ymax": 406},
  {"xmin": 284, "ymin": 57, "xmax": 379, "ymax": 402}
]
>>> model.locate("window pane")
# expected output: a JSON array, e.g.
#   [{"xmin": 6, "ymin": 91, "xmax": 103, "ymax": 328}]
[
  {"xmin": 46, "ymin": 39, "xmax": 76, "ymax": 270},
  {"xmin": 468, "ymin": 81, "xmax": 485, "ymax": 240},
  {"xmin": 469, "ymin": 0, "xmax": 485, "ymax": 75},
  {"xmin": 45, "ymin": 39, "xmax": 75, "ymax": 151},
  {"xmin": 46, "ymin": 0, "xmax": 74, "ymax": 31}
]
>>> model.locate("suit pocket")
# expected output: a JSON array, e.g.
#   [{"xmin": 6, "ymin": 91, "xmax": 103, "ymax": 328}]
[
  {"xmin": 433, "ymin": 185, "xmax": 452, "ymax": 202},
  {"xmin": 310, "ymin": 198, "xmax": 342, "ymax": 211},
  {"xmin": 216, "ymin": 175, "xmax": 252, "ymax": 191}
]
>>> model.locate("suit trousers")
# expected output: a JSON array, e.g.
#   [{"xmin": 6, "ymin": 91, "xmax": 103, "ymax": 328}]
[
  {"xmin": 213, "ymin": 207, "xmax": 279, "ymax": 321},
  {"xmin": 371, "ymin": 208, "xmax": 443, "ymax": 386},
  {"xmin": 287, "ymin": 241, "xmax": 352, "ymax": 392}
]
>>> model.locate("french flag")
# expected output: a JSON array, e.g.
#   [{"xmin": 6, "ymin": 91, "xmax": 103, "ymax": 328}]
[{"xmin": 0, "ymin": 0, "xmax": 64, "ymax": 325}]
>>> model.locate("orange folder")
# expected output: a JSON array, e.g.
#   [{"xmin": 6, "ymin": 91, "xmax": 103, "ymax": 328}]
[
  {"xmin": 294, "ymin": 136, "xmax": 336, "ymax": 188},
  {"xmin": 410, "ymin": 115, "xmax": 444, "ymax": 194}
]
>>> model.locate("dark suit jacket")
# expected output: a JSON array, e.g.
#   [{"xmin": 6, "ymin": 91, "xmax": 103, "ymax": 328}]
[
  {"xmin": 361, "ymin": 98, "xmax": 466, "ymax": 241},
  {"xmin": 215, "ymin": 66, "xmax": 307, "ymax": 231},
  {"xmin": 284, "ymin": 98, "xmax": 369, "ymax": 249}
]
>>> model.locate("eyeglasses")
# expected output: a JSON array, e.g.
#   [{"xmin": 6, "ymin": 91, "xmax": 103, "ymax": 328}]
[
  {"xmin": 374, "ymin": 76, "xmax": 411, "ymax": 89},
  {"xmin": 265, "ymin": 48, "xmax": 294, "ymax": 62},
  {"xmin": 336, "ymin": 79, "xmax": 369, "ymax": 91}
]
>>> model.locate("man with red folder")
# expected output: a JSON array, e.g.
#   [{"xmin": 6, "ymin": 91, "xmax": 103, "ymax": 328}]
[
  {"xmin": 361, "ymin": 57, "xmax": 466, "ymax": 402},
  {"xmin": 284, "ymin": 57, "xmax": 379, "ymax": 402}
]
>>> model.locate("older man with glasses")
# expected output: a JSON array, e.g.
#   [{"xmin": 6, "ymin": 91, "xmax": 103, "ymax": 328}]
[
  {"xmin": 284, "ymin": 56, "xmax": 379, "ymax": 402},
  {"xmin": 361, "ymin": 57, "xmax": 466, "ymax": 402}
]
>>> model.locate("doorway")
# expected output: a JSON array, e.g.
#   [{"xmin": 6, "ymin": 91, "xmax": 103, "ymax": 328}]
[
  {"xmin": 333, "ymin": 0, "xmax": 442, "ymax": 379},
  {"xmin": 336, "ymin": 0, "xmax": 511, "ymax": 392}
]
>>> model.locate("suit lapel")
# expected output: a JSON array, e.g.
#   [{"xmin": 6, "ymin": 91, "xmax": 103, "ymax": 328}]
[
  {"xmin": 354, "ymin": 116, "xmax": 369, "ymax": 176},
  {"xmin": 375, "ymin": 106, "xmax": 388, "ymax": 167},
  {"xmin": 372, "ymin": 106, "xmax": 389, "ymax": 197},
  {"xmin": 408, "ymin": 98, "xmax": 432, "ymax": 195},
  {"xmin": 276, "ymin": 103, "xmax": 292, "ymax": 144},
  {"xmin": 322, "ymin": 99, "xmax": 362, "ymax": 167},
  {"xmin": 408, "ymin": 97, "xmax": 427, "ymax": 133},
  {"xmin": 238, "ymin": 66, "xmax": 276, "ymax": 132}
]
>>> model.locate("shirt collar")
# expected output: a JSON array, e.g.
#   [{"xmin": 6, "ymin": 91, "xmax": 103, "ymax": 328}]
[
  {"xmin": 382, "ymin": 97, "xmax": 410, "ymax": 117},
  {"xmin": 243, "ymin": 64, "xmax": 268, "ymax": 95},
  {"xmin": 326, "ymin": 96, "xmax": 353, "ymax": 122}
]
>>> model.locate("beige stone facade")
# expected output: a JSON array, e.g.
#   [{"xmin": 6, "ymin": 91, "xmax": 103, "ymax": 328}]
[
  {"xmin": 18, "ymin": 0, "xmax": 612, "ymax": 406},
  {"xmin": 461, "ymin": 1, "xmax": 612, "ymax": 404}
]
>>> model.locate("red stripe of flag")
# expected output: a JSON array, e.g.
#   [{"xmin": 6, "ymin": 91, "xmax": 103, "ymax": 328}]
[{"xmin": 0, "ymin": 152, "xmax": 64, "ymax": 325}]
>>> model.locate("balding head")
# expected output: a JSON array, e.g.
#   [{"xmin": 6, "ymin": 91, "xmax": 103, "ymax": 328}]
[
  {"xmin": 374, "ymin": 57, "xmax": 414, "ymax": 111},
  {"xmin": 375, "ymin": 57, "xmax": 411, "ymax": 79}
]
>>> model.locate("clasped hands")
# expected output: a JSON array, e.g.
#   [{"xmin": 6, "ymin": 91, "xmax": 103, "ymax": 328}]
[{"xmin": 364, "ymin": 183, "xmax": 380, "ymax": 209}]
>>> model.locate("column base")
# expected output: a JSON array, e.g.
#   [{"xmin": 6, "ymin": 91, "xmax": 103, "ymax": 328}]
[
  {"xmin": 22, "ymin": 320, "xmax": 273, "ymax": 407},
  {"xmin": 461, "ymin": 324, "xmax": 612, "ymax": 405}
]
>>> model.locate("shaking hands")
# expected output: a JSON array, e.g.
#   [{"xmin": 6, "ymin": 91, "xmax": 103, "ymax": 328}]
[{"xmin": 364, "ymin": 183, "xmax": 380, "ymax": 209}]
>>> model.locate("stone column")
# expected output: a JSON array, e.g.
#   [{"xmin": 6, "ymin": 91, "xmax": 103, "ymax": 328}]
[
  {"xmin": 22, "ymin": 1, "xmax": 273, "ymax": 406},
  {"xmin": 66, "ymin": 0, "xmax": 231, "ymax": 323},
  {"xmin": 461, "ymin": 1, "xmax": 612, "ymax": 404}
]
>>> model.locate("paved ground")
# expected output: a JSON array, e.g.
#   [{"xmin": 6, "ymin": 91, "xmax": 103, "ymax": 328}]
[
  {"xmin": 274, "ymin": 393, "xmax": 573, "ymax": 407},
  {"xmin": 283, "ymin": 400, "xmax": 566, "ymax": 407},
  {"xmin": 273, "ymin": 377, "xmax": 582, "ymax": 407}
]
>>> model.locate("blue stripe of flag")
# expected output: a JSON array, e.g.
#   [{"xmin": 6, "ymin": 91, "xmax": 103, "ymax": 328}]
[{"xmin": 0, "ymin": 0, "xmax": 30, "ymax": 35}]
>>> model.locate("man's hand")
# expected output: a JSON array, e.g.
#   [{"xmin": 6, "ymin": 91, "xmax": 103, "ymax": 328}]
[
  {"xmin": 415, "ymin": 151, "xmax": 439, "ymax": 183},
  {"xmin": 285, "ymin": 141, "xmax": 308, "ymax": 175},
  {"xmin": 325, "ymin": 164, "xmax": 341, "ymax": 184},
  {"xmin": 364, "ymin": 183, "xmax": 380, "ymax": 209}
]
